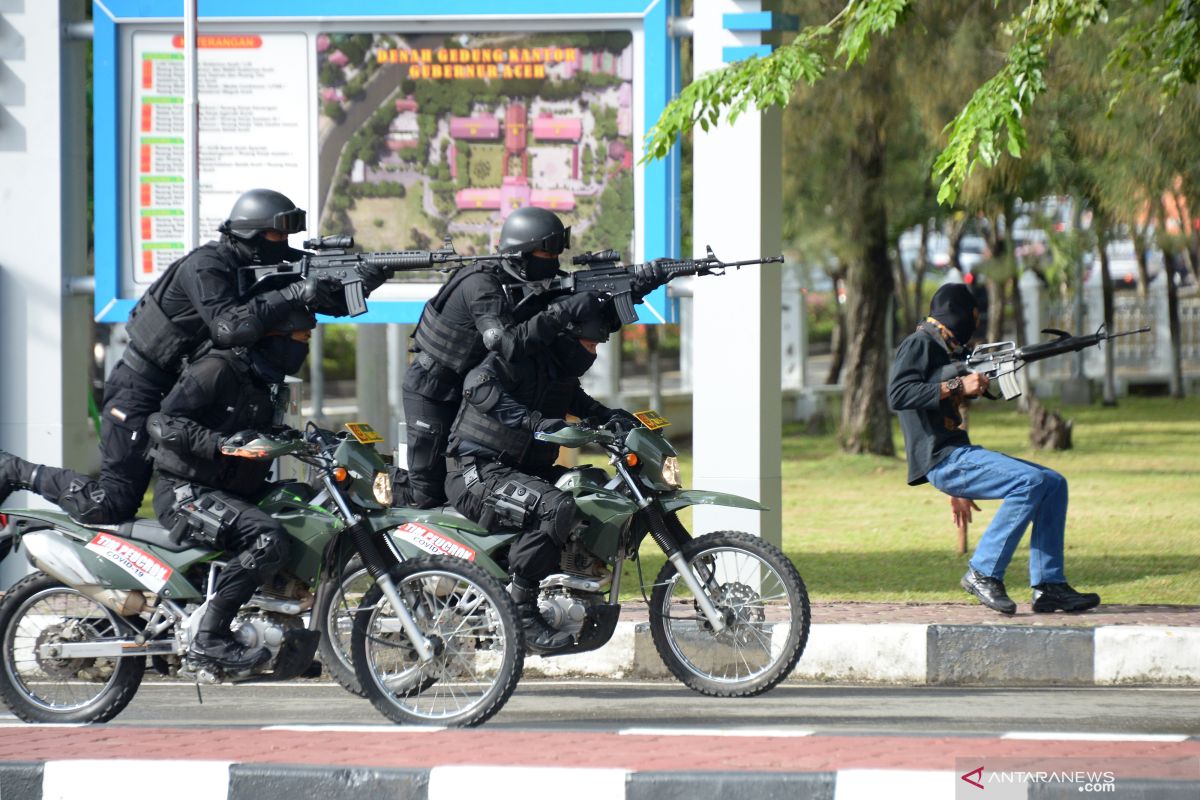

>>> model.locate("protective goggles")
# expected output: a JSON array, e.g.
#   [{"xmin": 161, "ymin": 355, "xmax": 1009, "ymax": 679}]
[
  {"xmin": 534, "ymin": 225, "xmax": 571, "ymax": 254},
  {"xmin": 223, "ymin": 207, "xmax": 307, "ymax": 235}
]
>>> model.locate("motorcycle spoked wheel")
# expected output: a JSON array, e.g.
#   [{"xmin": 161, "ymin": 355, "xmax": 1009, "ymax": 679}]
[
  {"xmin": 649, "ymin": 531, "xmax": 810, "ymax": 697},
  {"xmin": 352, "ymin": 556, "xmax": 522, "ymax": 728},
  {"xmin": 0, "ymin": 572, "xmax": 146, "ymax": 723},
  {"xmin": 312, "ymin": 555, "xmax": 372, "ymax": 697}
]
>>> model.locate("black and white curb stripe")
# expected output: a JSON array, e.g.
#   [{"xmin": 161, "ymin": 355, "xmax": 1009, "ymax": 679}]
[
  {"xmin": 4, "ymin": 758, "xmax": 1197, "ymax": 800},
  {"xmin": 523, "ymin": 622, "xmax": 1200, "ymax": 685}
]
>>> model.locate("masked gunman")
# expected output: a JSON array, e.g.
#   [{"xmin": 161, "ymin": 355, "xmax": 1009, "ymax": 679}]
[
  {"xmin": 402, "ymin": 207, "xmax": 604, "ymax": 508},
  {"xmin": 443, "ymin": 300, "xmax": 637, "ymax": 650},
  {"xmin": 144, "ymin": 311, "xmax": 315, "ymax": 672},
  {"xmin": 1, "ymin": 189, "xmax": 376, "ymax": 523},
  {"xmin": 887, "ymin": 283, "xmax": 1101, "ymax": 615}
]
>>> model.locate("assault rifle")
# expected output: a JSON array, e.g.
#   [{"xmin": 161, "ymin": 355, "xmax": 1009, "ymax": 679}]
[
  {"xmin": 515, "ymin": 245, "xmax": 785, "ymax": 325},
  {"xmin": 953, "ymin": 325, "xmax": 1151, "ymax": 400},
  {"xmin": 240, "ymin": 235, "xmax": 498, "ymax": 317}
]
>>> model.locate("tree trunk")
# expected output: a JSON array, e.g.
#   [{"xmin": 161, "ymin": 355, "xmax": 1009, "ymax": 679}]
[
  {"xmin": 1158, "ymin": 198, "xmax": 1186, "ymax": 398},
  {"xmin": 825, "ymin": 264, "xmax": 847, "ymax": 385},
  {"xmin": 893, "ymin": 239, "xmax": 913, "ymax": 333},
  {"xmin": 911, "ymin": 218, "xmax": 930, "ymax": 327},
  {"xmin": 1096, "ymin": 214, "xmax": 1118, "ymax": 406},
  {"xmin": 1133, "ymin": 220, "xmax": 1153, "ymax": 300},
  {"xmin": 986, "ymin": 278, "xmax": 1006, "ymax": 342},
  {"xmin": 839, "ymin": 117, "xmax": 895, "ymax": 456},
  {"xmin": 1028, "ymin": 394, "xmax": 1073, "ymax": 449}
]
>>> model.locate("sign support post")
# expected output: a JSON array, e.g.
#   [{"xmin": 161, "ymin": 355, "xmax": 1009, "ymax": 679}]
[{"xmin": 689, "ymin": 1, "xmax": 783, "ymax": 547}]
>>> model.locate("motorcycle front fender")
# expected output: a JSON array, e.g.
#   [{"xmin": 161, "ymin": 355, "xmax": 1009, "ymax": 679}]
[
  {"xmin": 658, "ymin": 489, "xmax": 768, "ymax": 516},
  {"xmin": 369, "ymin": 510, "xmax": 510, "ymax": 581}
]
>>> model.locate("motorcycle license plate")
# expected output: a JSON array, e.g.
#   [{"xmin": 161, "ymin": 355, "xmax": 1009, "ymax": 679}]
[
  {"xmin": 633, "ymin": 410, "xmax": 670, "ymax": 430},
  {"xmin": 344, "ymin": 422, "xmax": 384, "ymax": 444}
]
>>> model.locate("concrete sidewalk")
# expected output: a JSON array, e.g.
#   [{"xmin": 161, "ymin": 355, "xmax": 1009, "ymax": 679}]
[
  {"xmin": 1, "ymin": 726, "xmax": 1197, "ymax": 799},
  {"xmin": 524, "ymin": 602, "xmax": 1200, "ymax": 686}
]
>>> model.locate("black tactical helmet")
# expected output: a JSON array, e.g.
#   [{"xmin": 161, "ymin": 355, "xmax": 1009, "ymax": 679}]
[
  {"xmin": 219, "ymin": 189, "xmax": 306, "ymax": 240},
  {"xmin": 498, "ymin": 207, "xmax": 571, "ymax": 255},
  {"xmin": 559, "ymin": 298, "xmax": 618, "ymax": 344}
]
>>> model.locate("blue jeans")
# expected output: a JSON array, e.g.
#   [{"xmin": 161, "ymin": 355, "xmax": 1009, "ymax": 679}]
[{"xmin": 925, "ymin": 445, "xmax": 1068, "ymax": 586}]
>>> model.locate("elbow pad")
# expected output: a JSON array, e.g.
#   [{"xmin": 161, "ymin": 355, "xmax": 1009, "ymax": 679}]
[
  {"xmin": 213, "ymin": 306, "xmax": 266, "ymax": 347},
  {"xmin": 482, "ymin": 326, "xmax": 505, "ymax": 353}
]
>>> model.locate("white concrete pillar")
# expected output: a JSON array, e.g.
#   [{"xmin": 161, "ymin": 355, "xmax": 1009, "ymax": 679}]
[
  {"xmin": 355, "ymin": 324, "xmax": 390, "ymax": 446},
  {"xmin": 690, "ymin": 1, "xmax": 783, "ymax": 546},
  {"xmin": 0, "ymin": 0, "xmax": 92, "ymax": 509}
]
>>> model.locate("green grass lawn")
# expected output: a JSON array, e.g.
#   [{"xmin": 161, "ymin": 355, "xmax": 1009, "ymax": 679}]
[{"xmin": 622, "ymin": 396, "xmax": 1200, "ymax": 605}]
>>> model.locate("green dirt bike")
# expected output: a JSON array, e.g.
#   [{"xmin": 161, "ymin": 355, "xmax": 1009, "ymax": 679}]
[
  {"xmin": 369, "ymin": 415, "xmax": 812, "ymax": 697},
  {"xmin": 0, "ymin": 423, "xmax": 522, "ymax": 727}
]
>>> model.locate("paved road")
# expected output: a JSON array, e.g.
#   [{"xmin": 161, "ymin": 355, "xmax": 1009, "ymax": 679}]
[{"xmin": 21, "ymin": 680, "xmax": 1197, "ymax": 736}]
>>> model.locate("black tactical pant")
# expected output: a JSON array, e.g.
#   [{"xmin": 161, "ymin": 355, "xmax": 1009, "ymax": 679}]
[
  {"xmin": 401, "ymin": 389, "xmax": 458, "ymax": 508},
  {"xmin": 153, "ymin": 476, "xmax": 290, "ymax": 613},
  {"xmin": 445, "ymin": 459, "xmax": 578, "ymax": 584},
  {"xmin": 33, "ymin": 362, "xmax": 170, "ymax": 524}
]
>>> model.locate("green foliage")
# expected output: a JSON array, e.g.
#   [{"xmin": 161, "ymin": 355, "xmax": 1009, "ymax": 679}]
[
  {"xmin": 322, "ymin": 100, "xmax": 346, "ymax": 124},
  {"xmin": 646, "ymin": 0, "xmax": 1200, "ymax": 206},
  {"xmin": 349, "ymin": 180, "xmax": 406, "ymax": 199}
]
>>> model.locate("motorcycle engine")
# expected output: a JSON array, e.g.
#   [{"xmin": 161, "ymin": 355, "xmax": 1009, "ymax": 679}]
[
  {"xmin": 536, "ymin": 537, "xmax": 611, "ymax": 638},
  {"xmin": 232, "ymin": 611, "xmax": 304, "ymax": 658}
]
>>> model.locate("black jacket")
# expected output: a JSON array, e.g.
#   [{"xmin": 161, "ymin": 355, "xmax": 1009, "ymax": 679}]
[
  {"xmin": 447, "ymin": 350, "xmax": 609, "ymax": 468},
  {"xmin": 405, "ymin": 262, "xmax": 566, "ymax": 403},
  {"xmin": 150, "ymin": 349, "xmax": 279, "ymax": 493},
  {"xmin": 125, "ymin": 240, "xmax": 307, "ymax": 375},
  {"xmin": 887, "ymin": 327, "xmax": 972, "ymax": 485}
]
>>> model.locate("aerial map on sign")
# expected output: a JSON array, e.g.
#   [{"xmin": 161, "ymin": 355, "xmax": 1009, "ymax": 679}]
[{"xmin": 316, "ymin": 31, "xmax": 636, "ymax": 267}]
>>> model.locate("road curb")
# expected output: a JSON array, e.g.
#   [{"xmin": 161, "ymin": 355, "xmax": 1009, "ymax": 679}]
[
  {"xmin": 520, "ymin": 621, "xmax": 1200, "ymax": 685},
  {"xmin": 7, "ymin": 762, "xmax": 1199, "ymax": 800}
]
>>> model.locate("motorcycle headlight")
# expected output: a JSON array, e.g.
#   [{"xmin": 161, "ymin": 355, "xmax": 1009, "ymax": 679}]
[
  {"xmin": 661, "ymin": 456, "xmax": 681, "ymax": 488},
  {"xmin": 372, "ymin": 471, "xmax": 393, "ymax": 506}
]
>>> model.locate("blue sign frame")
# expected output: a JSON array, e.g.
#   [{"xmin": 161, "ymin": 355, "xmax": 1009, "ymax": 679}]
[{"xmin": 93, "ymin": 0, "xmax": 681, "ymax": 324}]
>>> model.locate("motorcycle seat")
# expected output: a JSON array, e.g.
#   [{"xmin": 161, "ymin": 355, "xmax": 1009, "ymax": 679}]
[{"xmin": 117, "ymin": 518, "xmax": 194, "ymax": 552}]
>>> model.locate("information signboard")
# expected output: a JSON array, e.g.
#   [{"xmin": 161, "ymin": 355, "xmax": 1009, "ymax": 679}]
[{"xmin": 93, "ymin": 1, "xmax": 680, "ymax": 325}]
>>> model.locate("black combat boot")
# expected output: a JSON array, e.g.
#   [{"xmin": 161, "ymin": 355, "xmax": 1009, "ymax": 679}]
[
  {"xmin": 509, "ymin": 577, "xmax": 573, "ymax": 652},
  {"xmin": 0, "ymin": 451, "xmax": 37, "ymax": 506},
  {"xmin": 187, "ymin": 602, "xmax": 271, "ymax": 673},
  {"xmin": 961, "ymin": 567, "xmax": 1018, "ymax": 615},
  {"xmin": 1032, "ymin": 582, "xmax": 1101, "ymax": 613}
]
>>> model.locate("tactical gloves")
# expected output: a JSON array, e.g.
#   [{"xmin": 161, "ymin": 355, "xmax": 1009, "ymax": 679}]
[
  {"xmin": 356, "ymin": 262, "xmax": 389, "ymax": 293},
  {"xmin": 282, "ymin": 276, "xmax": 341, "ymax": 312}
]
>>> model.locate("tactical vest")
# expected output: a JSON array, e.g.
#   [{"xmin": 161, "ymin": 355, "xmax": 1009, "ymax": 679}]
[
  {"xmin": 125, "ymin": 243, "xmax": 240, "ymax": 375},
  {"xmin": 152, "ymin": 350, "xmax": 276, "ymax": 490},
  {"xmin": 452, "ymin": 361, "xmax": 577, "ymax": 468},
  {"xmin": 412, "ymin": 263, "xmax": 502, "ymax": 374}
]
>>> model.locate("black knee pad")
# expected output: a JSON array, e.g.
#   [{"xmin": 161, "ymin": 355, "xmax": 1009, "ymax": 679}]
[
  {"xmin": 540, "ymin": 494, "xmax": 579, "ymax": 548},
  {"xmin": 58, "ymin": 479, "xmax": 112, "ymax": 525},
  {"xmin": 238, "ymin": 531, "xmax": 289, "ymax": 581}
]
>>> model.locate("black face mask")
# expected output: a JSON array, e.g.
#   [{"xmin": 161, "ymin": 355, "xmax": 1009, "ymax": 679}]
[
  {"xmin": 519, "ymin": 253, "xmax": 560, "ymax": 281},
  {"xmin": 550, "ymin": 335, "xmax": 596, "ymax": 378},
  {"xmin": 249, "ymin": 336, "xmax": 309, "ymax": 384},
  {"xmin": 929, "ymin": 283, "xmax": 978, "ymax": 345},
  {"xmin": 253, "ymin": 235, "xmax": 293, "ymax": 266}
]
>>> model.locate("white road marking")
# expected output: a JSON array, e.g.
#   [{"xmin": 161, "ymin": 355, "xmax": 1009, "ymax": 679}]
[
  {"xmin": 619, "ymin": 726, "xmax": 816, "ymax": 737},
  {"xmin": 1001, "ymin": 731, "xmax": 1190, "ymax": 742},
  {"xmin": 262, "ymin": 724, "xmax": 446, "ymax": 733},
  {"xmin": 429, "ymin": 766, "xmax": 628, "ymax": 800},
  {"xmin": 42, "ymin": 759, "xmax": 230, "ymax": 800}
]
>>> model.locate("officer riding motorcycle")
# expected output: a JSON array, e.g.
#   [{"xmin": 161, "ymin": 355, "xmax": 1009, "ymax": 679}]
[
  {"xmin": 443, "ymin": 299, "xmax": 637, "ymax": 651},
  {"xmin": 0, "ymin": 189, "xmax": 377, "ymax": 527},
  {"xmin": 401, "ymin": 207, "xmax": 605, "ymax": 509}
]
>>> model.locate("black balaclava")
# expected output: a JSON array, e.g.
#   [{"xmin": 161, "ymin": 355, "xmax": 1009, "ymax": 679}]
[
  {"xmin": 550, "ymin": 334, "xmax": 597, "ymax": 378},
  {"xmin": 251, "ymin": 233, "xmax": 293, "ymax": 266},
  {"xmin": 929, "ymin": 283, "xmax": 978, "ymax": 345},
  {"xmin": 248, "ymin": 335, "xmax": 310, "ymax": 384},
  {"xmin": 518, "ymin": 252, "xmax": 561, "ymax": 281}
]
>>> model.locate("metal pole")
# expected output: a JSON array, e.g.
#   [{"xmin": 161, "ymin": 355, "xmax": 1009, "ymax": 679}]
[
  {"xmin": 310, "ymin": 325, "xmax": 325, "ymax": 422},
  {"xmin": 183, "ymin": 0, "xmax": 199, "ymax": 249}
]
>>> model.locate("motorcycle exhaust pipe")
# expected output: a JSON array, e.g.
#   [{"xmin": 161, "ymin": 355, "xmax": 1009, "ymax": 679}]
[{"xmin": 20, "ymin": 531, "xmax": 147, "ymax": 616}]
